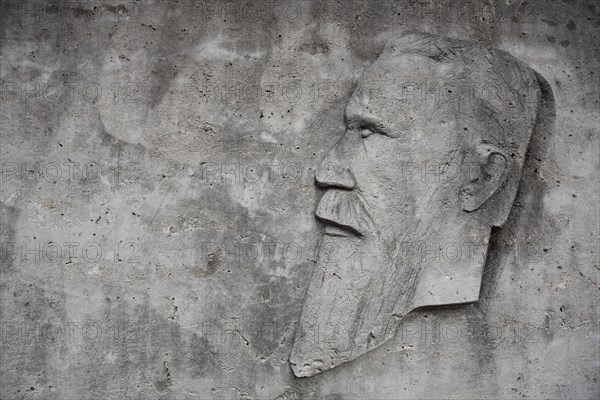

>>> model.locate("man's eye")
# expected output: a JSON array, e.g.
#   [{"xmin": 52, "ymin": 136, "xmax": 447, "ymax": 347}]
[{"xmin": 360, "ymin": 128, "xmax": 374, "ymax": 138}]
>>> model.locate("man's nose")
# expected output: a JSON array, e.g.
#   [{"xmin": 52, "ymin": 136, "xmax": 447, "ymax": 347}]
[{"xmin": 315, "ymin": 148, "xmax": 357, "ymax": 190}]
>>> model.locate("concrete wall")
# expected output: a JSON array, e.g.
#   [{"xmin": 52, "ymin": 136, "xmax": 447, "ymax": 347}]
[{"xmin": 1, "ymin": 1, "xmax": 598, "ymax": 399}]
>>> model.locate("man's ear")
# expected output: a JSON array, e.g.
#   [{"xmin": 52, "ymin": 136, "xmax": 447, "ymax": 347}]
[{"xmin": 460, "ymin": 144, "xmax": 512, "ymax": 212}]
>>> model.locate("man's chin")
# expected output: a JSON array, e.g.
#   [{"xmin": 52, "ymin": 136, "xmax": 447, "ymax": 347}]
[{"xmin": 316, "ymin": 230, "xmax": 377, "ymax": 279}]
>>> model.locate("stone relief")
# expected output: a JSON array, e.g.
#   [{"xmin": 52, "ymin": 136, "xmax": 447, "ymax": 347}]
[{"xmin": 290, "ymin": 32, "xmax": 544, "ymax": 377}]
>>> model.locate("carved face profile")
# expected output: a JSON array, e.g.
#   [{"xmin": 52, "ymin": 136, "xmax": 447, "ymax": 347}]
[{"xmin": 290, "ymin": 33, "xmax": 542, "ymax": 377}]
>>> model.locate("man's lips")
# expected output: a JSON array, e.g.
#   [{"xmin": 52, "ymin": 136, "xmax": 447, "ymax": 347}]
[{"xmin": 323, "ymin": 222, "xmax": 362, "ymax": 238}]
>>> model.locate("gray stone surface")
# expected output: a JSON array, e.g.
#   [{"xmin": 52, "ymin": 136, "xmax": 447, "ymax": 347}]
[{"xmin": 1, "ymin": 1, "xmax": 599, "ymax": 399}]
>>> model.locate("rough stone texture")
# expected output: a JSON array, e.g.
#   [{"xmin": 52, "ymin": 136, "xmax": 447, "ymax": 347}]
[{"xmin": 1, "ymin": 1, "xmax": 599, "ymax": 399}]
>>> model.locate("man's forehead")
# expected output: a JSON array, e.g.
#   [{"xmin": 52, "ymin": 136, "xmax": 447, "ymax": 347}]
[
  {"xmin": 360, "ymin": 52, "xmax": 447, "ymax": 83},
  {"xmin": 350, "ymin": 54, "xmax": 451, "ymax": 101},
  {"xmin": 346, "ymin": 54, "xmax": 448, "ymax": 122}
]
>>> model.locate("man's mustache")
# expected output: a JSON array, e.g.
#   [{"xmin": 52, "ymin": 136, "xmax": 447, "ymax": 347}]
[{"xmin": 315, "ymin": 189, "xmax": 377, "ymax": 237}]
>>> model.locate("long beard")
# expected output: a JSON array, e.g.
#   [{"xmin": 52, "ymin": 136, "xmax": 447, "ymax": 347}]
[{"xmin": 291, "ymin": 189, "xmax": 447, "ymax": 377}]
